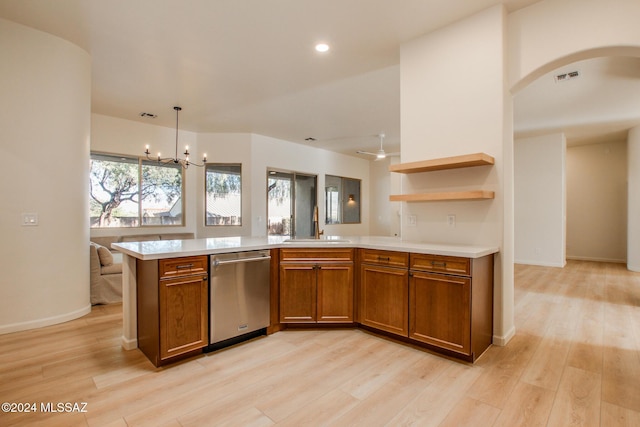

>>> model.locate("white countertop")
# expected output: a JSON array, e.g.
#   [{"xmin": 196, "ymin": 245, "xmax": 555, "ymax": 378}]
[{"xmin": 112, "ymin": 235, "xmax": 499, "ymax": 260}]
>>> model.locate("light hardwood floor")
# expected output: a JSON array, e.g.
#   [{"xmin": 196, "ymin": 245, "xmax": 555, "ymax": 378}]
[{"xmin": 1, "ymin": 260, "xmax": 639, "ymax": 426}]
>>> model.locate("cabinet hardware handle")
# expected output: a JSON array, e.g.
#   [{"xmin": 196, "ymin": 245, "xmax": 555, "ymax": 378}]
[
  {"xmin": 431, "ymin": 261, "xmax": 447, "ymax": 268},
  {"xmin": 176, "ymin": 263, "xmax": 194, "ymax": 269},
  {"xmin": 378, "ymin": 256, "xmax": 390, "ymax": 261}
]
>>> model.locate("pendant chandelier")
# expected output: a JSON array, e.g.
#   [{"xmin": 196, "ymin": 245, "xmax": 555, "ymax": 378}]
[{"xmin": 144, "ymin": 106, "xmax": 206, "ymax": 169}]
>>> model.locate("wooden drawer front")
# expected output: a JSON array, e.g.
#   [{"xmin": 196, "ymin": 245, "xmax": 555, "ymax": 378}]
[
  {"xmin": 159, "ymin": 256, "xmax": 208, "ymax": 279},
  {"xmin": 410, "ymin": 254, "xmax": 470, "ymax": 276},
  {"xmin": 359, "ymin": 249, "xmax": 408, "ymax": 268},
  {"xmin": 280, "ymin": 248, "xmax": 354, "ymax": 262}
]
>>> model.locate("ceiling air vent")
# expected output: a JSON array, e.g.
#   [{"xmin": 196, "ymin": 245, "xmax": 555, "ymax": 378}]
[{"xmin": 554, "ymin": 70, "xmax": 580, "ymax": 82}]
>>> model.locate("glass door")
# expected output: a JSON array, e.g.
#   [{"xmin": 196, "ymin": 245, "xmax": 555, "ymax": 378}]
[
  {"xmin": 294, "ymin": 173, "xmax": 316, "ymax": 238},
  {"xmin": 267, "ymin": 170, "xmax": 316, "ymax": 238}
]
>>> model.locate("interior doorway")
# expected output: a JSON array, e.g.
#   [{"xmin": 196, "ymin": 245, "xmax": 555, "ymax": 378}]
[{"xmin": 267, "ymin": 169, "xmax": 317, "ymax": 238}]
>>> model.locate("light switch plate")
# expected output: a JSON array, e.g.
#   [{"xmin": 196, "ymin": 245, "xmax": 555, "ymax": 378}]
[{"xmin": 22, "ymin": 213, "xmax": 38, "ymax": 226}]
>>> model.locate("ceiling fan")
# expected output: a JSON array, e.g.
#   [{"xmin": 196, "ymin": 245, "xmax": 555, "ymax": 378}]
[{"xmin": 356, "ymin": 133, "xmax": 399, "ymax": 160}]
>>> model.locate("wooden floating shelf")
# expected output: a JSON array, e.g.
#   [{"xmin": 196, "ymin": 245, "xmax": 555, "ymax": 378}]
[
  {"xmin": 389, "ymin": 153, "xmax": 494, "ymax": 174},
  {"xmin": 390, "ymin": 191, "xmax": 495, "ymax": 202}
]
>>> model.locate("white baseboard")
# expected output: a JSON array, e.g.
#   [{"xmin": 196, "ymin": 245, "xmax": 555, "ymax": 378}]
[
  {"xmin": 0, "ymin": 304, "xmax": 91, "ymax": 335},
  {"xmin": 493, "ymin": 325, "xmax": 516, "ymax": 347},
  {"xmin": 566, "ymin": 255, "xmax": 626, "ymax": 264},
  {"xmin": 121, "ymin": 335, "xmax": 137, "ymax": 351},
  {"xmin": 627, "ymin": 264, "xmax": 640, "ymax": 272},
  {"xmin": 514, "ymin": 259, "xmax": 565, "ymax": 268}
]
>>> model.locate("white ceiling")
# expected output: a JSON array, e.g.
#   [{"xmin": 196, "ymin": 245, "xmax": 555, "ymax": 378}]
[
  {"xmin": 514, "ymin": 56, "xmax": 640, "ymax": 146},
  {"xmin": 2, "ymin": 0, "xmax": 639, "ymax": 157}
]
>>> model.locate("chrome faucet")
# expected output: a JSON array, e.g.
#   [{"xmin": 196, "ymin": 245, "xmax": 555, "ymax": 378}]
[{"xmin": 313, "ymin": 205, "xmax": 324, "ymax": 239}]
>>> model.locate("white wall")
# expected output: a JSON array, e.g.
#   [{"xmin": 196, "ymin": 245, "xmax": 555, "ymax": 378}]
[
  {"xmin": 566, "ymin": 140, "xmax": 627, "ymax": 263},
  {"xmin": 400, "ymin": 5, "xmax": 512, "ymax": 343},
  {"xmin": 628, "ymin": 126, "xmax": 640, "ymax": 271},
  {"xmin": 0, "ymin": 19, "xmax": 91, "ymax": 333},
  {"xmin": 90, "ymin": 114, "xmax": 199, "ymax": 240},
  {"xmin": 369, "ymin": 157, "xmax": 400, "ymax": 237},
  {"xmin": 514, "ymin": 133, "xmax": 566, "ymax": 267},
  {"xmin": 400, "ymin": 6, "xmax": 505, "ymax": 247}
]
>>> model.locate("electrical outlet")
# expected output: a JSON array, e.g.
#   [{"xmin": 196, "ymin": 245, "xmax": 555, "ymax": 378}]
[
  {"xmin": 408, "ymin": 215, "xmax": 417, "ymax": 226},
  {"xmin": 447, "ymin": 214, "xmax": 456, "ymax": 227}
]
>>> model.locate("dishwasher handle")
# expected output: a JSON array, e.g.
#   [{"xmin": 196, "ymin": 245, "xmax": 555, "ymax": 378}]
[{"xmin": 212, "ymin": 255, "xmax": 271, "ymax": 267}]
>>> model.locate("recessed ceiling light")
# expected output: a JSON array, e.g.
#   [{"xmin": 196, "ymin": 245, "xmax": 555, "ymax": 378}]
[{"xmin": 315, "ymin": 43, "xmax": 330, "ymax": 53}]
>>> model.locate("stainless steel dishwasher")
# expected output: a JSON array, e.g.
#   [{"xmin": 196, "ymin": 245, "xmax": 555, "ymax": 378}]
[{"xmin": 208, "ymin": 250, "xmax": 271, "ymax": 350}]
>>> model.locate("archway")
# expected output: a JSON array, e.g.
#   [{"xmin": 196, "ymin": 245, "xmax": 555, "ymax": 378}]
[{"xmin": 509, "ymin": 46, "xmax": 640, "ymax": 273}]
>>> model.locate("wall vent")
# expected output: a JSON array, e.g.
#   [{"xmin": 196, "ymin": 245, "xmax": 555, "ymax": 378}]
[{"xmin": 555, "ymin": 71, "xmax": 580, "ymax": 82}]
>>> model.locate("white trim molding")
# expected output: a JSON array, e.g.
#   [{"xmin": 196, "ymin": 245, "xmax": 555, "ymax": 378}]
[
  {"xmin": 493, "ymin": 325, "xmax": 516, "ymax": 347},
  {"xmin": 0, "ymin": 305, "xmax": 91, "ymax": 335}
]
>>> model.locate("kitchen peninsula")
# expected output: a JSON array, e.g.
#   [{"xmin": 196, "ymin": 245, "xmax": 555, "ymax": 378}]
[{"xmin": 114, "ymin": 236, "xmax": 498, "ymax": 364}]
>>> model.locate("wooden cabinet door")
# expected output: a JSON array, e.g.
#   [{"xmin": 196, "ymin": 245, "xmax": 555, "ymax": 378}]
[
  {"xmin": 359, "ymin": 264, "xmax": 409, "ymax": 337},
  {"xmin": 279, "ymin": 263, "xmax": 317, "ymax": 323},
  {"xmin": 159, "ymin": 274, "xmax": 208, "ymax": 361},
  {"xmin": 409, "ymin": 271, "xmax": 471, "ymax": 355},
  {"xmin": 317, "ymin": 263, "xmax": 354, "ymax": 323}
]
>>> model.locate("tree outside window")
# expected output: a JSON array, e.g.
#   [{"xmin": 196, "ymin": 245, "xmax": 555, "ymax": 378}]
[
  {"xmin": 205, "ymin": 164, "xmax": 242, "ymax": 226},
  {"xmin": 90, "ymin": 153, "xmax": 183, "ymax": 228}
]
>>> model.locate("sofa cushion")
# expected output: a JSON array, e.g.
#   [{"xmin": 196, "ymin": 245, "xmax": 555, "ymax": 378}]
[
  {"xmin": 101, "ymin": 263, "xmax": 122, "ymax": 275},
  {"xmin": 97, "ymin": 245, "xmax": 114, "ymax": 266}
]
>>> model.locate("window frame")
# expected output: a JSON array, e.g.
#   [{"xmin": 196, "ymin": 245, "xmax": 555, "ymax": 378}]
[
  {"xmin": 89, "ymin": 151, "xmax": 186, "ymax": 229},
  {"xmin": 204, "ymin": 163, "xmax": 243, "ymax": 227},
  {"xmin": 324, "ymin": 174, "xmax": 361, "ymax": 225}
]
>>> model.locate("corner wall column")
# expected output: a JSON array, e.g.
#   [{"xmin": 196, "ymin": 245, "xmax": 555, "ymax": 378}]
[{"xmin": 628, "ymin": 126, "xmax": 640, "ymax": 272}]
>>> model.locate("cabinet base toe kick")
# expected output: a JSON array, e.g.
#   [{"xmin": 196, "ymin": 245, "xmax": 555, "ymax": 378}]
[
  {"xmin": 204, "ymin": 328, "xmax": 268, "ymax": 353},
  {"xmin": 358, "ymin": 324, "xmax": 491, "ymax": 363}
]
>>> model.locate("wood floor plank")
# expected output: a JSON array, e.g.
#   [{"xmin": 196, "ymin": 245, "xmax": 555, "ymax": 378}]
[
  {"xmin": 338, "ymin": 345, "xmax": 425, "ymax": 400},
  {"xmin": 492, "ymin": 381, "xmax": 556, "ymax": 427},
  {"xmin": 520, "ymin": 328, "xmax": 572, "ymax": 391},
  {"xmin": 566, "ymin": 294, "xmax": 604, "ymax": 374},
  {"xmin": 254, "ymin": 336, "xmax": 391, "ymax": 422},
  {"xmin": 329, "ymin": 369, "xmax": 431, "ymax": 426},
  {"xmin": 600, "ymin": 402, "xmax": 640, "ymax": 427},
  {"xmin": 438, "ymin": 396, "xmax": 501, "ymax": 427},
  {"xmin": 267, "ymin": 389, "xmax": 359, "ymax": 427},
  {"xmin": 546, "ymin": 366, "xmax": 602, "ymax": 427},
  {"xmin": 386, "ymin": 362, "xmax": 483, "ymax": 426},
  {"xmin": 465, "ymin": 366, "xmax": 519, "ymax": 409}
]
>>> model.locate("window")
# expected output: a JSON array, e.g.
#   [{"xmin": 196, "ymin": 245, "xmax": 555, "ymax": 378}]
[
  {"xmin": 90, "ymin": 153, "xmax": 184, "ymax": 228},
  {"xmin": 325, "ymin": 175, "xmax": 361, "ymax": 224},
  {"xmin": 267, "ymin": 170, "xmax": 317, "ymax": 238},
  {"xmin": 205, "ymin": 164, "xmax": 242, "ymax": 226}
]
